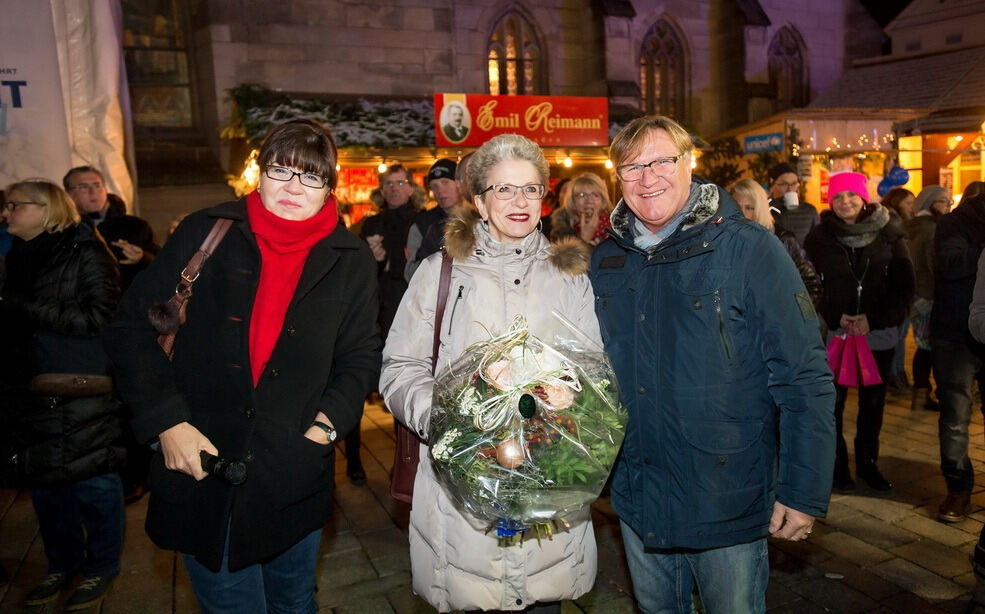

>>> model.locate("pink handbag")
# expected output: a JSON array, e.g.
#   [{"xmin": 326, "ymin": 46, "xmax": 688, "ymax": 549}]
[
  {"xmin": 835, "ymin": 335, "xmax": 859, "ymax": 387},
  {"xmin": 826, "ymin": 335, "xmax": 846, "ymax": 375},
  {"xmin": 853, "ymin": 335, "xmax": 883, "ymax": 386}
]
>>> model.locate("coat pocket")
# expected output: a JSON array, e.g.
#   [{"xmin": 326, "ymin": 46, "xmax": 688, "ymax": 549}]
[
  {"xmin": 679, "ymin": 417, "xmax": 767, "ymax": 525},
  {"xmin": 252, "ymin": 424, "xmax": 334, "ymax": 510}
]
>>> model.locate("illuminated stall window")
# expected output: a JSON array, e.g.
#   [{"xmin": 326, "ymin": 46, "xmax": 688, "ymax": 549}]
[
  {"xmin": 123, "ymin": 0, "xmax": 195, "ymax": 128},
  {"xmin": 639, "ymin": 19, "xmax": 686, "ymax": 119},
  {"xmin": 768, "ymin": 26, "xmax": 808, "ymax": 112},
  {"xmin": 487, "ymin": 12, "xmax": 546, "ymax": 95}
]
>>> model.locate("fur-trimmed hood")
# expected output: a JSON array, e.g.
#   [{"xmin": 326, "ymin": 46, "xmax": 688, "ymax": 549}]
[
  {"xmin": 609, "ymin": 182, "xmax": 721, "ymax": 240},
  {"xmin": 443, "ymin": 204, "xmax": 591, "ymax": 275}
]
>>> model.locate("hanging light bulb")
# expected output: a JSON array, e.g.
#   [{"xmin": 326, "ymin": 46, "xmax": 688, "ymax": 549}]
[
  {"xmin": 604, "ymin": 159, "xmax": 614, "ymax": 169},
  {"xmin": 377, "ymin": 161, "xmax": 388, "ymax": 173},
  {"xmin": 335, "ymin": 163, "xmax": 341, "ymax": 172},
  {"xmin": 563, "ymin": 157, "xmax": 573, "ymax": 168}
]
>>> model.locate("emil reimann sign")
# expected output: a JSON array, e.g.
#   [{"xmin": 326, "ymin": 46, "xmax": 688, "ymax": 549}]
[{"xmin": 434, "ymin": 93, "xmax": 608, "ymax": 147}]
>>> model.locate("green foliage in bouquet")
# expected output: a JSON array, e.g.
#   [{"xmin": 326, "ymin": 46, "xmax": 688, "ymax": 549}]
[{"xmin": 428, "ymin": 319, "xmax": 627, "ymax": 542}]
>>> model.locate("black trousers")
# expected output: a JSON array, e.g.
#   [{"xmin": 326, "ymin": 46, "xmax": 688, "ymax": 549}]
[{"xmin": 834, "ymin": 348, "xmax": 894, "ymax": 467}]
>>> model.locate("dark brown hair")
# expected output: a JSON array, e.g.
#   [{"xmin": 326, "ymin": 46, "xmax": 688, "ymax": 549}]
[
  {"xmin": 62, "ymin": 165, "xmax": 105, "ymax": 191},
  {"xmin": 258, "ymin": 119, "xmax": 339, "ymax": 190}
]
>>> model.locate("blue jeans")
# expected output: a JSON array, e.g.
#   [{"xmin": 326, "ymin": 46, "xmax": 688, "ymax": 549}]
[
  {"xmin": 182, "ymin": 527, "xmax": 322, "ymax": 614},
  {"xmin": 30, "ymin": 472, "xmax": 124, "ymax": 577},
  {"xmin": 620, "ymin": 521, "xmax": 768, "ymax": 614},
  {"xmin": 933, "ymin": 338, "xmax": 985, "ymax": 493}
]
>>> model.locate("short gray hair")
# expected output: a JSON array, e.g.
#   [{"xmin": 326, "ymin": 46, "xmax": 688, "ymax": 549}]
[{"xmin": 467, "ymin": 134, "xmax": 548, "ymax": 200}]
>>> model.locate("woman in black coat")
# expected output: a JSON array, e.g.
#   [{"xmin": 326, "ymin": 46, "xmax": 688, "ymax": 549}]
[
  {"xmin": 805, "ymin": 172, "xmax": 914, "ymax": 494},
  {"xmin": 1, "ymin": 179, "xmax": 124, "ymax": 609},
  {"xmin": 105, "ymin": 119, "xmax": 381, "ymax": 612}
]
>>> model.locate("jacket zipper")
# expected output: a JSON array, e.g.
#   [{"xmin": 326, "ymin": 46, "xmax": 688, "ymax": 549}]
[
  {"xmin": 714, "ymin": 291, "xmax": 733, "ymax": 360},
  {"xmin": 448, "ymin": 285, "xmax": 464, "ymax": 335}
]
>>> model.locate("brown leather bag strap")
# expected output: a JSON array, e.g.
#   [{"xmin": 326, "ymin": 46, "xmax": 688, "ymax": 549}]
[
  {"xmin": 176, "ymin": 218, "xmax": 234, "ymax": 294},
  {"xmin": 431, "ymin": 250, "xmax": 453, "ymax": 375}
]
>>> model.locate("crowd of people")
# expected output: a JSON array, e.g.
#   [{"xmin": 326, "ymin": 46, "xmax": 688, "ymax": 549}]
[{"xmin": 2, "ymin": 114, "xmax": 985, "ymax": 613}]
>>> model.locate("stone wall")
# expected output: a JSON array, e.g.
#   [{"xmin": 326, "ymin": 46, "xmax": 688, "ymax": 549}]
[{"xmin": 185, "ymin": 0, "xmax": 882, "ymax": 160}]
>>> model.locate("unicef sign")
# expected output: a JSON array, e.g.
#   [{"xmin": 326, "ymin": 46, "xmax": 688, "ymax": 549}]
[{"xmin": 744, "ymin": 132, "xmax": 784, "ymax": 154}]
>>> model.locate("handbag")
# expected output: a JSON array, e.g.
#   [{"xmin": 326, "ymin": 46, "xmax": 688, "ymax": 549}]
[
  {"xmin": 854, "ymin": 335, "xmax": 883, "ymax": 386},
  {"xmin": 150, "ymin": 218, "xmax": 233, "ymax": 359},
  {"xmin": 835, "ymin": 335, "xmax": 860, "ymax": 387},
  {"xmin": 390, "ymin": 250, "xmax": 453, "ymax": 503},
  {"xmin": 29, "ymin": 373, "xmax": 114, "ymax": 397},
  {"xmin": 825, "ymin": 334, "xmax": 846, "ymax": 376}
]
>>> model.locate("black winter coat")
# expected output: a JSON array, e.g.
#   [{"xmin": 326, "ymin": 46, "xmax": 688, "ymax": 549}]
[
  {"xmin": 104, "ymin": 200, "xmax": 381, "ymax": 571},
  {"xmin": 360, "ymin": 202, "xmax": 417, "ymax": 339},
  {"xmin": 0, "ymin": 221, "xmax": 124, "ymax": 485},
  {"xmin": 805, "ymin": 207, "xmax": 915, "ymax": 333},
  {"xmin": 931, "ymin": 194, "xmax": 985, "ymax": 346}
]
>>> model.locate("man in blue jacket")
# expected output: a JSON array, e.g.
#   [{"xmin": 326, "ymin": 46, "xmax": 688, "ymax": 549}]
[{"xmin": 590, "ymin": 115, "xmax": 835, "ymax": 613}]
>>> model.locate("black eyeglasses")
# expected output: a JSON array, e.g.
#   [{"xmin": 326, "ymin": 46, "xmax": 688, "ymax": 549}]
[
  {"xmin": 384, "ymin": 179, "xmax": 411, "ymax": 188},
  {"xmin": 264, "ymin": 166, "xmax": 328, "ymax": 189},
  {"xmin": 3, "ymin": 201, "xmax": 45, "ymax": 212},
  {"xmin": 477, "ymin": 183, "xmax": 546, "ymax": 200},
  {"xmin": 616, "ymin": 155, "xmax": 684, "ymax": 181}
]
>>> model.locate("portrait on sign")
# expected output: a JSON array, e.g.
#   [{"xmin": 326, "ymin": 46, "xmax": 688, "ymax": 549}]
[{"xmin": 440, "ymin": 101, "xmax": 471, "ymax": 143}]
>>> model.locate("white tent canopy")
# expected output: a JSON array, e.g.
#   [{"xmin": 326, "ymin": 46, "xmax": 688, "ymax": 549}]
[{"xmin": 0, "ymin": 0, "xmax": 134, "ymax": 207}]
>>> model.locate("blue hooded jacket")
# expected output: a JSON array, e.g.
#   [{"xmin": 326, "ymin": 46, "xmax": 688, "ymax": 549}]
[{"xmin": 590, "ymin": 181, "xmax": 835, "ymax": 550}]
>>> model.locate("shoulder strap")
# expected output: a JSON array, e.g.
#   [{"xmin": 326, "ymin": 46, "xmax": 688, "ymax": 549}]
[
  {"xmin": 176, "ymin": 218, "xmax": 234, "ymax": 294},
  {"xmin": 431, "ymin": 250, "xmax": 453, "ymax": 374}
]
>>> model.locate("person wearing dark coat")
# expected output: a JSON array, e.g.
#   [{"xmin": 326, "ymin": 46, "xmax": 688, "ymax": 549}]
[
  {"xmin": 404, "ymin": 158, "xmax": 462, "ymax": 283},
  {"xmin": 1, "ymin": 179, "xmax": 124, "ymax": 610},
  {"xmin": 805, "ymin": 172, "xmax": 915, "ymax": 494},
  {"xmin": 931, "ymin": 191, "xmax": 985, "ymax": 524},
  {"xmin": 905, "ymin": 186, "xmax": 950, "ymax": 411},
  {"xmin": 104, "ymin": 119, "xmax": 381, "ymax": 612},
  {"xmin": 767, "ymin": 162, "xmax": 819, "ymax": 246},
  {"xmin": 63, "ymin": 166, "xmax": 159, "ymax": 290},
  {"xmin": 591, "ymin": 116, "xmax": 835, "ymax": 612}
]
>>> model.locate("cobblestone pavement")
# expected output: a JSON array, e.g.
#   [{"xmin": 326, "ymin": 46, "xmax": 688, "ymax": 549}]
[{"xmin": 1, "ymin": 386, "xmax": 983, "ymax": 613}]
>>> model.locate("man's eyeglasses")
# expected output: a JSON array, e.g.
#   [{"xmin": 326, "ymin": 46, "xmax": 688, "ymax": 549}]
[
  {"xmin": 384, "ymin": 179, "xmax": 411, "ymax": 188},
  {"xmin": 264, "ymin": 166, "xmax": 328, "ymax": 189},
  {"xmin": 575, "ymin": 191, "xmax": 602, "ymax": 201},
  {"xmin": 773, "ymin": 180, "xmax": 800, "ymax": 190},
  {"xmin": 616, "ymin": 155, "xmax": 684, "ymax": 182},
  {"xmin": 69, "ymin": 182, "xmax": 105, "ymax": 192},
  {"xmin": 3, "ymin": 201, "xmax": 45, "ymax": 212},
  {"xmin": 478, "ymin": 183, "xmax": 546, "ymax": 201}
]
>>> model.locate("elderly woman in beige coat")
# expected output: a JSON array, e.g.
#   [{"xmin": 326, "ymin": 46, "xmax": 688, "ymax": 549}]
[{"xmin": 381, "ymin": 134, "xmax": 601, "ymax": 613}]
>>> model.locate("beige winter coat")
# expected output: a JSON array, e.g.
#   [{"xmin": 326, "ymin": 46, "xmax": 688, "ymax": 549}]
[{"xmin": 381, "ymin": 207, "xmax": 602, "ymax": 612}]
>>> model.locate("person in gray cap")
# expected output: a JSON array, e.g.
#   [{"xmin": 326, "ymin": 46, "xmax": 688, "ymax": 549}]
[
  {"xmin": 768, "ymin": 162, "xmax": 819, "ymax": 246},
  {"xmin": 905, "ymin": 186, "xmax": 951, "ymax": 412},
  {"xmin": 404, "ymin": 157, "xmax": 465, "ymax": 282}
]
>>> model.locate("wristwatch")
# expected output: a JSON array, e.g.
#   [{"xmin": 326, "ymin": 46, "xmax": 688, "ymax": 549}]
[{"xmin": 310, "ymin": 421, "xmax": 337, "ymax": 444}]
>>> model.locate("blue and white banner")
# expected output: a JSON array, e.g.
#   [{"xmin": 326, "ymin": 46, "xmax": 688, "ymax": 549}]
[{"xmin": 0, "ymin": 1, "xmax": 133, "ymax": 206}]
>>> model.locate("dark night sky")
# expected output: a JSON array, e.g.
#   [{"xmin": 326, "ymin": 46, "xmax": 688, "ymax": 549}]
[{"xmin": 860, "ymin": 0, "xmax": 916, "ymax": 27}]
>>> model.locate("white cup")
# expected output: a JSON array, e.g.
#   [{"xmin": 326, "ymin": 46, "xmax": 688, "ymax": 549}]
[{"xmin": 783, "ymin": 191, "xmax": 800, "ymax": 209}]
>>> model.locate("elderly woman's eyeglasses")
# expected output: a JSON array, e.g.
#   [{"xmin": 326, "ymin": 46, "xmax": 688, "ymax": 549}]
[
  {"xmin": 3, "ymin": 201, "xmax": 45, "ymax": 212},
  {"xmin": 264, "ymin": 166, "xmax": 328, "ymax": 189},
  {"xmin": 616, "ymin": 155, "xmax": 683, "ymax": 182},
  {"xmin": 575, "ymin": 191, "xmax": 602, "ymax": 201},
  {"xmin": 478, "ymin": 183, "xmax": 546, "ymax": 200}
]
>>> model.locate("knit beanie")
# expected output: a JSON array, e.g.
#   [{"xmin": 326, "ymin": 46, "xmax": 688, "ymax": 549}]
[
  {"xmin": 428, "ymin": 159, "xmax": 457, "ymax": 185},
  {"xmin": 913, "ymin": 186, "xmax": 948, "ymax": 213},
  {"xmin": 827, "ymin": 172, "xmax": 869, "ymax": 204},
  {"xmin": 768, "ymin": 162, "xmax": 798, "ymax": 184}
]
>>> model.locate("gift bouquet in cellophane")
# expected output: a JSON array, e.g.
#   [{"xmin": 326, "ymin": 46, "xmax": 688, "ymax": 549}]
[{"xmin": 429, "ymin": 315, "xmax": 627, "ymax": 541}]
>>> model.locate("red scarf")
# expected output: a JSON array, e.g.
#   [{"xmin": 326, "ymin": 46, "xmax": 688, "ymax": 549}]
[{"xmin": 246, "ymin": 190, "xmax": 338, "ymax": 385}]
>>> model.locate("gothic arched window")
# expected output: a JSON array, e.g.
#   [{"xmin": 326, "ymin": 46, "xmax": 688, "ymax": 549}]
[
  {"xmin": 639, "ymin": 19, "xmax": 686, "ymax": 119},
  {"xmin": 487, "ymin": 12, "xmax": 545, "ymax": 95},
  {"xmin": 769, "ymin": 26, "xmax": 808, "ymax": 111}
]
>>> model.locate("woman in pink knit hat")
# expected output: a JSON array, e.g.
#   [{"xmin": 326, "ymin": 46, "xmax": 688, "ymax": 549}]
[{"xmin": 804, "ymin": 172, "xmax": 915, "ymax": 493}]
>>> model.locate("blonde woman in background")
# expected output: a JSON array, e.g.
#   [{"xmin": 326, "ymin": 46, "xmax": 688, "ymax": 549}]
[
  {"xmin": 730, "ymin": 178, "xmax": 823, "ymax": 309},
  {"xmin": 549, "ymin": 172, "xmax": 613, "ymax": 246}
]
